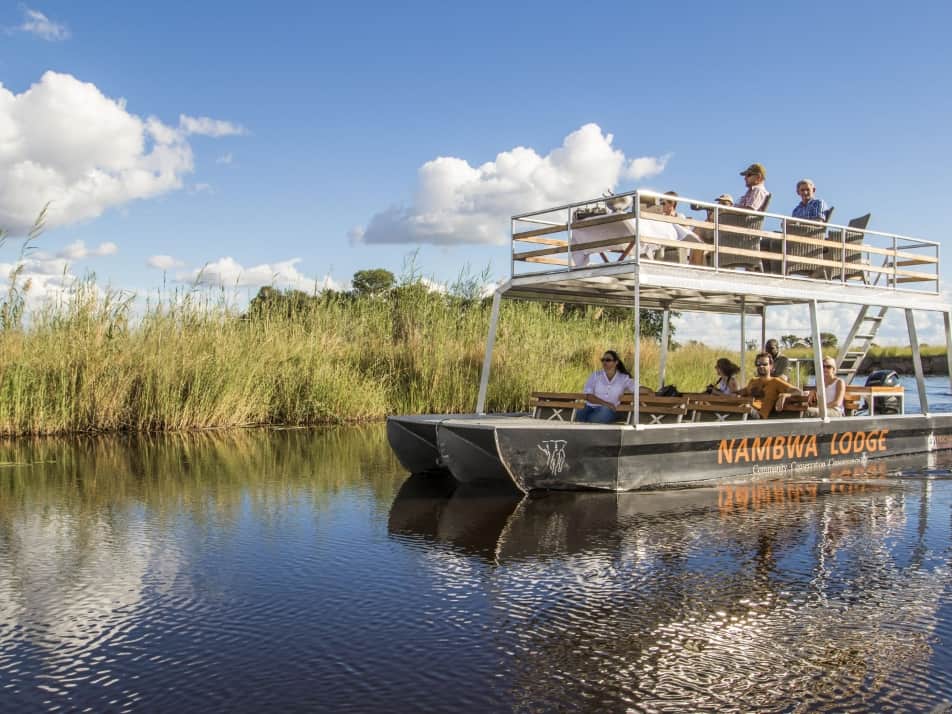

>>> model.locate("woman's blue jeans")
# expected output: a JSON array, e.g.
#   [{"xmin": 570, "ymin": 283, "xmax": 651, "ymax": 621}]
[{"xmin": 574, "ymin": 404, "xmax": 623, "ymax": 423}]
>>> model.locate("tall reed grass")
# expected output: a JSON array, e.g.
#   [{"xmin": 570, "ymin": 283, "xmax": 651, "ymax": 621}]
[{"xmin": 0, "ymin": 280, "xmax": 753, "ymax": 436}]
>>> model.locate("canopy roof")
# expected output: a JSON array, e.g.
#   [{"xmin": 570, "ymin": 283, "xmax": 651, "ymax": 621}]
[{"xmin": 502, "ymin": 262, "xmax": 951, "ymax": 315}]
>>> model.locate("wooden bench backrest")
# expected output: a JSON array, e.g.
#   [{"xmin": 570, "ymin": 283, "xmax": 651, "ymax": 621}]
[
  {"xmin": 529, "ymin": 392, "xmax": 686, "ymax": 423},
  {"xmin": 685, "ymin": 394, "xmax": 753, "ymax": 421}
]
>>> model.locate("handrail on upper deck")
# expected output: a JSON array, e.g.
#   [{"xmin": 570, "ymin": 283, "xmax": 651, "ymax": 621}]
[{"xmin": 509, "ymin": 190, "xmax": 940, "ymax": 294}]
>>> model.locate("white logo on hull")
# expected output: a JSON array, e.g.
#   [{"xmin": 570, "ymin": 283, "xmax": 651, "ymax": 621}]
[{"xmin": 538, "ymin": 439, "xmax": 568, "ymax": 475}]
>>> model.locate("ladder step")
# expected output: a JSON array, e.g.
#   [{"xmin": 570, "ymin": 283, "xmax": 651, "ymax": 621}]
[
  {"xmin": 864, "ymin": 316, "xmax": 884, "ymax": 322},
  {"xmin": 853, "ymin": 334, "xmax": 875, "ymax": 340},
  {"xmin": 845, "ymin": 351, "xmax": 866, "ymax": 357}
]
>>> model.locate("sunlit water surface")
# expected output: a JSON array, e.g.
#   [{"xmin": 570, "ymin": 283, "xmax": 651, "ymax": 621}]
[{"xmin": 1, "ymin": 378, "xmax": 952, "ymax": 712}]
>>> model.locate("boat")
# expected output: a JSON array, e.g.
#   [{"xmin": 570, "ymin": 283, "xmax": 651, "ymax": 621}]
[{"xmin": 387, "ymin": 190, "xmax": 952, "ymax": 492}]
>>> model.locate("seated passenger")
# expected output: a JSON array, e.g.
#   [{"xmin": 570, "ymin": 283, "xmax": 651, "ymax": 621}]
[
  {"xmin": 707, "ymin": 358, "xmax": 741, "ymax": 395},
  {"xmin": 807, "ymin": 358, "xmax": 846, "ymax": 416},
  {"xmin": 660, "ymin": 191, "xmax": 702, "ymax": 262},
  {"xmin": 792, "ymin": 179, "xmax": 828, "ymax": 221},
  {"xmin": 736, "ymin": 163, "xmax": 770, "ymax": 211},
  {"xmin": 576, "ymin": 350, "xmax": 637, "ymax": 423},
  {"xmin": 737, "ymin": 353, "xmax": 802, "ymax": 418}
]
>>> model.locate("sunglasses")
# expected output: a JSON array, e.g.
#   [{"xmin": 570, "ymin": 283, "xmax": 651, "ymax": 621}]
[
  {"xmin": 601, "ymin": 357, "xmax": 616, "ymax": 363},
  {"xmin": 755, "ymin": 362, "xmax": 770, "ymax": 367}
]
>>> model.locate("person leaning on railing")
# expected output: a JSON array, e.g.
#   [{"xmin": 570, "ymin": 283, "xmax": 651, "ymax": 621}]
[
  {"xmin": 791, "ymin": 178, "xmax": 828, "ymax": 220},
  {"xmin": 737, "ymin": 352, "xmax": 802, "ymax": 419},
  {"xmin": 660, "ymin": 191, "xmax": 704, "ymax": 263}
]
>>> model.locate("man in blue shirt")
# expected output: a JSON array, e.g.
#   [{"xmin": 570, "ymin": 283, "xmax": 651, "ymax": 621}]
[{"xmin": 792, "ymin": 179, "xmax": 828, "ymax": 220}]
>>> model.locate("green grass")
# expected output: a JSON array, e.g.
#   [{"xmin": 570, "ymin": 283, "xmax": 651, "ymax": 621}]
[
  {"xmin": 3, "ymin": 278, "xmax": 942, "ymax": 437},
  {"xmin": 0, "ymin": 282, "xmax": 766, "ymax": 436}
]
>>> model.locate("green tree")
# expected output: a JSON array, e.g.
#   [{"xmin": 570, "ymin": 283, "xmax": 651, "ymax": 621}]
[{"xmin": 351, "ymin": 269, "xmax": 395, "ymax": 296}]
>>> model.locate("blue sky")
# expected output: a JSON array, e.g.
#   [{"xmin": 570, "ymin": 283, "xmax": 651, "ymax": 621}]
[{"xmin": 1, "ymin": 1, "xmax": 951, "ymax": 343}]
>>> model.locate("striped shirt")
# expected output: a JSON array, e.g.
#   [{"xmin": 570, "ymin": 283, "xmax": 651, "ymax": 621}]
[{"xmin": 736, "ymin": 184, "xmax": 769, "ymax": 210}]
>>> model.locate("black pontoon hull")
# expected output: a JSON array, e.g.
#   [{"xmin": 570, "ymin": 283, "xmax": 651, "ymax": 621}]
[{"xmin": 391, "ymin": 413, "xmax": 952, "ymax": 493}]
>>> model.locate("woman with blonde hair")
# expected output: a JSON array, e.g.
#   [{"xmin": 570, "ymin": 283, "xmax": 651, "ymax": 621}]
[{"xmin": 808, "ymin": 358, "xmax": 846, "ymax": 416}]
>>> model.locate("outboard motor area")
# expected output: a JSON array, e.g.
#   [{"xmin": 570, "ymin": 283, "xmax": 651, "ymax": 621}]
[{"xmin": 865, "ymin": 370, "xmax": 902, "ymax": 414}]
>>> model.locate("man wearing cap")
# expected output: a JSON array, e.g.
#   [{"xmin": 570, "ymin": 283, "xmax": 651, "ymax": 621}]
[
  {"xmin": 792, "ymin": 179, "xmax": 828, "ymax": 221},
  {"xmin": 737, "ymin": 163, "xmax": 770, "ymax": 211}
]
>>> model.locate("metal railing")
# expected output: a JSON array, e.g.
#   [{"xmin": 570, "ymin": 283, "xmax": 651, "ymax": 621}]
[{"xmin": 510, "ymin": 190, "xmax": 940, "ymax": 294}]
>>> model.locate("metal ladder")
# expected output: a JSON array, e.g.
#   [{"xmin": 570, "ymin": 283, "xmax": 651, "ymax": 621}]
[
  {"xmin": 833, "ymin": 247, "xmax": 898, "ymax": 384},
  {"xmin": 835, "ymin": 305, "xmax": 889, "ymax": 385}
]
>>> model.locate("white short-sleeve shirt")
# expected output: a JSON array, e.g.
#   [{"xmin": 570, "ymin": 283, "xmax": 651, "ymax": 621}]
[{"xmin": 583, "ymin": 369, "xmax": 636, "ymax": 407}]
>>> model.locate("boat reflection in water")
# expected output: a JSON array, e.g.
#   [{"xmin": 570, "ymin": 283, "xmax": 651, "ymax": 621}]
[{"xmin": 388, "ymin": 455, "xmax": 952, "ymax": 710}]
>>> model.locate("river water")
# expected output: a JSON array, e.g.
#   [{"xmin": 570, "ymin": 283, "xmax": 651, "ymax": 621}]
[{"xmin": 1, "ymin": 379, "xmax": 951, "ymax": 712}]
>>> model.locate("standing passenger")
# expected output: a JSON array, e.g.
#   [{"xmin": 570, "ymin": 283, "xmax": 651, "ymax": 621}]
[
  {"xmin": 792, "ymin": 179, "xmax": 828, "ymax": 220},
  {"xmin": 736, "ymin": 163, "xmax": 770, "ymax": 211},
  {"xmin": 765, "ymin": 339, "xmax": 790, "ymax": 379}
]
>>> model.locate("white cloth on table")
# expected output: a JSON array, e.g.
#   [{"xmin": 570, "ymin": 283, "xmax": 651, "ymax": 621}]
[{"xmin": 570, "ymin": 216, "xmax": 681, "ymax": 266}]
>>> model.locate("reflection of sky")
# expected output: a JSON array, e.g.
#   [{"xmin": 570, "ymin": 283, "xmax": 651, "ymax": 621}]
[
  {"xmin": 402, "ymin": 478, "xmax": 952, "ymax": 710},
  {"xmin": 2, "ymin": 433, "xmax": 952, "ymax": 710},
  {"xmin": 0, "ymin": 508, "xmax": 182, "ymax": 707}
]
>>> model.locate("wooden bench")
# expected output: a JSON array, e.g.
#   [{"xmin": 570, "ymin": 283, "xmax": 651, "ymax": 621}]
[
  {"xmin": 634, "ymin": 396, "xmax": 688, "ymax": 425},
  {"xmin": 776, "ymin": 391, "xmax": 863, "ymax": 417},
  {"xmin": 529, "ymin": 392, "xmax": 687, "ymax": 424},
  {"xmin": 685, "ymin": 394, "xmax": 755, "ymax": 421}
]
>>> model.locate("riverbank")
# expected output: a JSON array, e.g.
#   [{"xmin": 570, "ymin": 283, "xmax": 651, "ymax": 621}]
[
  {"xmin": 787, "ymin": 348, "xmax": 950, "ymax": 376},
  {"xmin": 1, "ymin": 284, "xmax": 946, "ymax": 436},
  {"xmin": 0, "ymin": 284, "xmax": 704, "ymax": 436}
]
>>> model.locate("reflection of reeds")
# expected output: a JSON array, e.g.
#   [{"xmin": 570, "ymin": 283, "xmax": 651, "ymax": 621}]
[
  {"xmin": 0, "ymin": 285, "xmax": 753, "ymax": 434},
  {"xmin": 0, "ymin": 426, "xmax": 404, "ymax": 527}
]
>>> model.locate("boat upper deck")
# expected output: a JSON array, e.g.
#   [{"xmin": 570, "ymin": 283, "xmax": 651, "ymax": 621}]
[{"xmin": 508, "ymin": 190, "xmax": 944, "ymax": 313}]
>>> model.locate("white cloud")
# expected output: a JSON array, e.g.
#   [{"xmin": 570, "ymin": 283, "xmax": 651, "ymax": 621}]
[
  {"xmin": 354, "ymin": 123, "xmax": 671, "ymax": 246},
  {"xmin": 190, "ymin": 182, "xmax": 213, "ymax": 194},
  {"xmin": 216, "ymin": 152, "xmax": 233, "ymax": 165},
  {"xmin": 56, "ymin": 240, "xmax": 118, "ymax": 260},
  {"xmin": 17, "ymin": 8, "xmax": 69, "ymax": 41},
  {"xmin": 147, "ymin": 255, "xmax": 185, "ymax": 271},
  {"xmin": 626, "ymin": 154, "xmax": 671, "ymax": 180},
  {"xmin": 0, "ymin": 71, "xmax": 246, "ymax": 236},
  {"xmin": 178, "ymin": 115, "xmax": 247, "ymax": 138},
  {"xmin": 177, "ymin": 256, "xmax": 341, "ymax": 292}
]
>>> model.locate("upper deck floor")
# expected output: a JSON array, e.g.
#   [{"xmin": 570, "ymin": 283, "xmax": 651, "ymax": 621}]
[{"xmin": 508, "ymin": 190, "xmax": 942, "ymax": 312}]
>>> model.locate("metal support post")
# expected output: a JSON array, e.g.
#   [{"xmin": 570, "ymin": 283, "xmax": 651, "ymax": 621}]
[
  {"xmin": 658, "ymin": 308, "xmax": 670, "ymax": 390},
  {"xmin": 905, "ymin": 309, "xmax": 929, "ymax": 415},
  {"xmin": 809, "ymin": 300, "xmax": 827, "ymax": 421},
  {"xmin": 475, "ymin": 291, "xmax": 502, "ymax": 414},
  {"xmin": 760, "ymin": 307, "xmax": 767, "ymax": 352},
  {"xmin": 739, "ymin": 297, "xmax": 746, "ymax": 386},
  {"xmin": 944, "ymin": 311, "xmax": 952, "ymax": 395},
  {"xmin": 633, "ymin": 263, "xmax": 641, "ymax": 427}
]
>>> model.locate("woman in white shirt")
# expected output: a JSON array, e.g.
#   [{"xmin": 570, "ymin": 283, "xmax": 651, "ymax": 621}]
[{"xmin": 576, "ymin": 350, "xmax": 639, "ymax": 423}]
